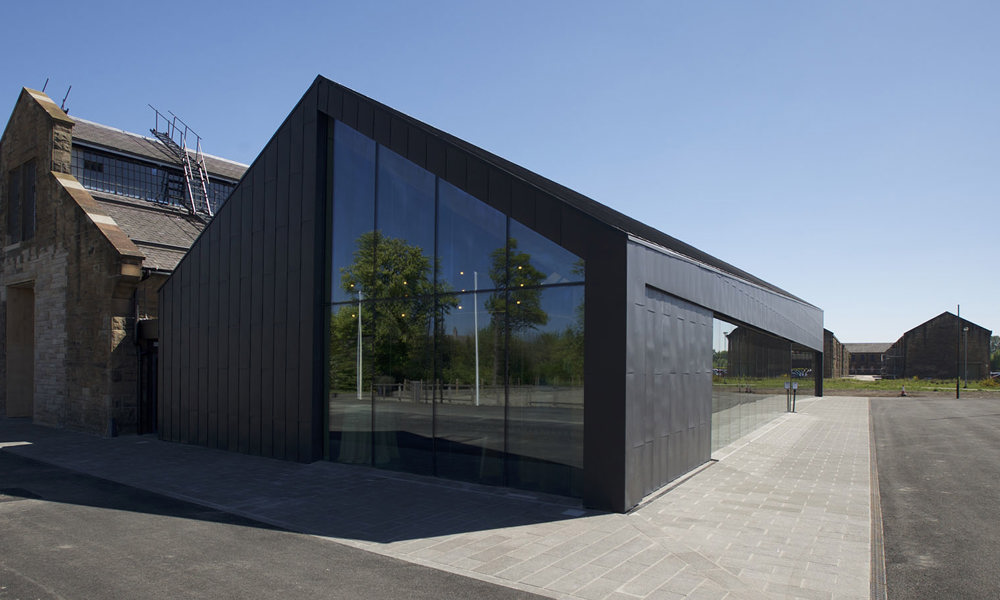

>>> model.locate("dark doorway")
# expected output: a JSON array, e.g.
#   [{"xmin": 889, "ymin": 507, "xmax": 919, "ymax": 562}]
[
  {"xmin": 138, "ymin": 340, "xmax": 157, "ymax": 434},
  {"xmin": 5, "ymin": 285, "xmax": 34, "ymax": 418}
]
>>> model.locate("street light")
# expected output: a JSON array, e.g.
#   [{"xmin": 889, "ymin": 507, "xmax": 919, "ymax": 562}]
[{"xmin": 964, "ymin": 326, "xmax": 969, "ymax": 388}]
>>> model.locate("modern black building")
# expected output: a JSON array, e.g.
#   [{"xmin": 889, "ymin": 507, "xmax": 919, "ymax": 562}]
[{"xmin": 159, "ymin": 76, "xmax": 824, "ymax": 512}]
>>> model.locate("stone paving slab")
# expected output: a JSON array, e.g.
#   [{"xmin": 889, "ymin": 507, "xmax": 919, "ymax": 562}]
[{"xmin": 0, "ymin": 396, "xmax": 871, "ymax": 599}]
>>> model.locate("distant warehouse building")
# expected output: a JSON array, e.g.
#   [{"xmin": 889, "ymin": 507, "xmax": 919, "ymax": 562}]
[
  {"xmin": 845, "ymin": 342, "xmax": 892, "ymax": 376},
  {"xmin": 158, "ymin": 76, "xmax": 825, "ymax": 512},
  {"xmin": 823, "ymin": 329, "xmax": 849, "ymax": 378},
  {"xmin": 884, "ymin": 312, "xmax": 992, "ymax": 380}
]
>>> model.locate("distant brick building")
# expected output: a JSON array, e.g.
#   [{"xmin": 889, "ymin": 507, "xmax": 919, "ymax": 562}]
[
  {"xmin": 844, "ymin": 342, "xmax": 892, "ymax": 376},
  {"xmin": 0, "ymin": 88, "xmax": 244, "ymax": 435},
  {"xmin": 823, "ymin": 329, "xmax": 848, "ymax": 378},
  {"xmin": 884, "ymin": 312, "xmax": 992, "ymax": 380}
]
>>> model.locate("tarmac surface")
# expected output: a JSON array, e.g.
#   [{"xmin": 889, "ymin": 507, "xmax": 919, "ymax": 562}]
[
  {"xmin": 871, "ymin": 396, "xmax": 1000, "ymax": 599},
  {"xmin": 0, "ymin": 452, "xmax": 544, "ymax": 600},
  {"xmin": 1, "ymin": 396, "xmax": 873, "ymax": 600}
]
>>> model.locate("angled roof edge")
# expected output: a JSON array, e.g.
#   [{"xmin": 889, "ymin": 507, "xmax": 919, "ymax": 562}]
[
  {"xmin": 1, "ymin": 88, "xmax": 74, "ymax": 148},
  {"xmin": 53, "ymin": 172, "xmax": 145, "ymax": 261},
  {"xmin": 903, "ymin": 311, "xmax": 992, "ymax": 337},
  {"xmin": 312, "ymin": 76, "xmax": 811, "ymax": 306}
]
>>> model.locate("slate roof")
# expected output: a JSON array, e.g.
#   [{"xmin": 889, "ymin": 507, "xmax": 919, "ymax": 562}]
[
  {"xmin": 72, "ymin": 118, "xmax": 247, "ymax": 181},
  {"xmin": 843, "ymin": 342, "xmax": 893, "ymax": 354},
  {"xmin": 90, "ymin": 192, "xmax": 207, "ymax": 272},
  {"xmin": 67, "ymin": 115, "xmax": 247, "ymax": 272}
]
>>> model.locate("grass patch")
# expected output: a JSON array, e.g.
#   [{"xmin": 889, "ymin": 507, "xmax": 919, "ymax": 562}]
[{"xmin": 823, "ymin": 377, "xmax": 998, "ymax": 392}]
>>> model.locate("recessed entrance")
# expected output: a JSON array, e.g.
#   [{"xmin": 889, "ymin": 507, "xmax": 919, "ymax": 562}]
[{"xmin": 5, "ymin": 285, "xmax": 34, "ymax": 418}]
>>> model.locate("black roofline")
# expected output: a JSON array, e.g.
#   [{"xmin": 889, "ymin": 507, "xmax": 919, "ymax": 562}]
[{"xmin": 314, "ymin": 75, "xmax": 813, "ymax": 307}]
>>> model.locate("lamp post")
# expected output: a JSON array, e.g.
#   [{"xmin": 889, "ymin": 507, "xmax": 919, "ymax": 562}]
[
  {"xmin": 964, "ymin": 326, "xmax": 969, "ymax": 388},
  {"xmin": 957, "ymin": 305, "xmax": 961, "ymax": 399}
]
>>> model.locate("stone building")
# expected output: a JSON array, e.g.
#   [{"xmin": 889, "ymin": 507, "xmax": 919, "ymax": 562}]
[
  {"xmin": 0, "ymin": 88, "xmax": 245, "ymax": 435},
  {"xmin": 884, "ymin": 312, "xmax": 992, "ymax": 380},
  {"xmin": 844, "ymin": 342, "xmax": 891, "ymax": 376},
  {"xmin": 823, "ymin": 329, "xmax": 849, "ymax": 378}
]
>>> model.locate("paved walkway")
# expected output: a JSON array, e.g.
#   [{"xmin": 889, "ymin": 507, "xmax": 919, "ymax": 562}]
[{"xmin": 0, "ymin": 396, "xmax": 871, "ymax": 599}]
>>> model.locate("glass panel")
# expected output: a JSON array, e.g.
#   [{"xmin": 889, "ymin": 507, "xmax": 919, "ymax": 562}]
[
  {"xmin": 436, "ymin": 291, "xmax": 505, "ymax": 485},
  {"xmin": 376, "ymin": 146, "xmax": 435, "ymax": 276},
  {"xmin": 437, "ymin": 180, "xmax": 506, "ymax": 293},
  {"xmin": 372, "ymin": 298, "xmax": 435, "ymax": 474},
  {"xmin": 506, "ymin": 285, "xmax": 584, "ymax": 497},
  {"xmin": 331, "ymin": 121, "xmax": 376, "ymax": 303},
  {"xmin": 325, "ymin": 121, "xmax": 586, "ymax": 498},
  {"xmin": 711, "ymin": 317, "xmax": 789, "ymax": 453},
  {"xmin": 509, "ymin": 219, "xmax": 584, "ymax": 286},
  {"xmin": 791, "ymin": 344, "xmax": 816, "ymax": 396},
  {"xmin": 328, "ymin": 300, "xmax": 374, "ymax": 464}
]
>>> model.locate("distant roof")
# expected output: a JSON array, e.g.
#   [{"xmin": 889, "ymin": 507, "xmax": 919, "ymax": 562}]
[
  {"xmin": 71, "ymin": 118, "xmax": 247, "ymax": 181},
  {"xmin": 90, "ymin": 192, "xmax": 206, "ymax": 272},
  {"xmin": 843, "ymin": 343, "xmax": 893, "ymax": 354}
]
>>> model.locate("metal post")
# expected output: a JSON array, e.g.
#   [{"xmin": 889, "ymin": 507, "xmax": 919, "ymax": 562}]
[
  {"xmin": 956, "ymin": 305, "xmax": 961, "ymax": 399},
  {"xmin": 964, "ymin": 326, "xmax": 969, "ymax": 388}
]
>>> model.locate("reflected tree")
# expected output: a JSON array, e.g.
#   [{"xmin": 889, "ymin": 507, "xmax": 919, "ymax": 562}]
[
  {"xmin": 486, "ymin": 239, "xmax": 547, "ymax": 385},
  {"xmin": 329, "ymin": 231, "xmax": 456, "ymax": 392}
]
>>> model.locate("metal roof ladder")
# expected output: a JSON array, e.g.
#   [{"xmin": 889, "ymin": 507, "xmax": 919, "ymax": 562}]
[{"xmin": 149, "ymin": 106, "xmax": 214, "ymax": 217}]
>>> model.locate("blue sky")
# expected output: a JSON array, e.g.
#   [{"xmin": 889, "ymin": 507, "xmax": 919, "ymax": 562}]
[{"xmin": 2, "ymin": 1, "xmax": 996, "ymax": 343}]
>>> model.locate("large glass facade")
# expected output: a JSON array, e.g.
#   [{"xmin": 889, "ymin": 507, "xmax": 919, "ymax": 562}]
[
  {"xmin": 327, "ymin": 119, "xmax": 584, "ymax": 497},
  {"xmin": 711, "ymin": 317, "xmax": 816, "ymax": 452}
]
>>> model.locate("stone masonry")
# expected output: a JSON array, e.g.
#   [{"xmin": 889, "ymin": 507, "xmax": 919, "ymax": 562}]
[{"xmin": 1, "ymin": 89, "xmax": 146, "ymax": 434}]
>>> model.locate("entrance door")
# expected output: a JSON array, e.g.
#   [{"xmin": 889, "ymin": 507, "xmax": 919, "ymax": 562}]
[
  {"xmin": 6, "ymin": 285, "xmax": 34, "ymax": 418},
  {"xmin": 138, "ymin": 340, "xmax": 158, "ymax": 434}
]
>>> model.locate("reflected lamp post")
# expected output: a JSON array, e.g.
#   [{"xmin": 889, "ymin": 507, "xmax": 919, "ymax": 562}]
[
  {"xmin": 460, "ymin": 271, "xmax": 481, "ymax": 406},
  {"xmin": 357, "ymin": 289, "xmax": 363, "ymax": 400},
  {"xmin": 473, "ymin": 271, "xmax": 480, "ymax": 407}
]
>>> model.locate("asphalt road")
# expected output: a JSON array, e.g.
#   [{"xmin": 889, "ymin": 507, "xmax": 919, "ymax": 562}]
[
  {"xmin": 871, "ymin": 397, "xmax": 1000, "ymax": 599},
  {"xmin": 0, "ymin": 452, "xmax": 544, "ymax": 600}
]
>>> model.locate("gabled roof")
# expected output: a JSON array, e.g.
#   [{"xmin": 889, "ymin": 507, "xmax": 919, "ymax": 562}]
[
  {"xmin": 315, "ymin": 76, "xmax": 812, "ymax": 307},
  {"xmin": 90, "ymin": 192, "xmax": 206, "ymax": 272},
  {"xmin": 843, "ymin": 342, "xmax": 893, "ymax": 354},
  {"xmin": 902, "ymin": 311, "xmax": 992, "ymax": 337},
  {"xmin": 72, "ymin": 118, "xmax": 247, "ymax": 181}
]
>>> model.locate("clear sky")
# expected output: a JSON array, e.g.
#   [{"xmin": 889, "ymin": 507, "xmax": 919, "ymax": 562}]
[{"xmin": 2, "ymin": 1, "xmax": 996, "ymax": 343}]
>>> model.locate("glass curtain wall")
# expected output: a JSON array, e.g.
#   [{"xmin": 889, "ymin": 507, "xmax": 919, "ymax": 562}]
[
  {"xmin": 711, "ymin": 317, "xmax": 794, "ymax": 452},
  {"xmin": 327, "ymin": 119, "xmax": 584, "ymax": 497}
]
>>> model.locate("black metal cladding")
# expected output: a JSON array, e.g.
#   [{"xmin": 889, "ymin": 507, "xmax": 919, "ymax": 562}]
[{"xmin": 159, "ymin": 76, "xmax": 823, "ymax": 513}]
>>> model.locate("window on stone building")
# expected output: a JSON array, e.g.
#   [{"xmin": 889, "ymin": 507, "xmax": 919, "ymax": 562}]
[
  {"xmin": 21, "ymin": 160, "xmax": 36, "ymax": 241},
  {"xmin": 6, "ymin": 164, "xmax": 21, "ymax": 243},
  {"xmin": 6, "ymin": 160, "xmax": 36, "ymax": 243}
]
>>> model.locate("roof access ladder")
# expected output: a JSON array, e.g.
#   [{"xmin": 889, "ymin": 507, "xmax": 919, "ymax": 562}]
[{"xmin": 149, "ymin": 106, "xmax": 214, "ymax": 217}]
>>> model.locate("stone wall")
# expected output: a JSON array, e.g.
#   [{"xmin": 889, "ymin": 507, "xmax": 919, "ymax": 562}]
[
  {"xmin": 1, "ymin": 89, "xmax": 144, "ymax": 434},
  {"xmin": 1, "ymin": 89, "xmax": 74, "ymax": 420}
]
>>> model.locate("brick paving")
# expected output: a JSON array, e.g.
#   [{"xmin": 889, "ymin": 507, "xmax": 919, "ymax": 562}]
[{"xmin": 0, "ymin": 396, "xmax": 871, "ymax": 599}]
